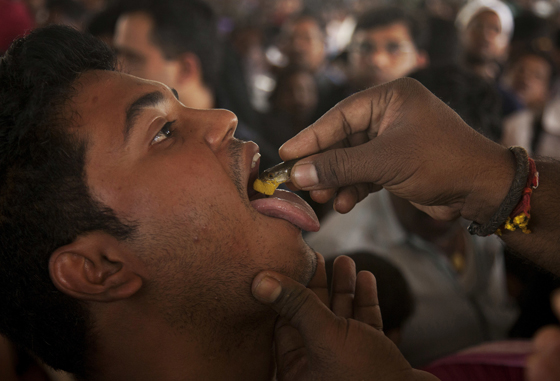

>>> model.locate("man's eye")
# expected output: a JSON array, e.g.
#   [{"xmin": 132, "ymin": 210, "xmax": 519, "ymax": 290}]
[
  {"xmin": 151, "ymin": 120, "xmax": 176, "ymax": 145},
  {"xmin": 386, "ymin": 43, "xmax": 402, "ymax": 55}
]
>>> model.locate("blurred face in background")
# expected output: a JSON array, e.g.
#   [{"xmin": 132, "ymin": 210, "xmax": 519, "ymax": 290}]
[
  {"xmin": 274, "ymin": 70, "xmax": 318, "ymax": 123},
  {"xmin": 114, "ymin": 12, "xmax": 178, "ymax": 88},
  {"xmin": 506, "ymin": 54, "xmax": 552, "ymax": 111},
  {"xmin": 463, "ymin": 10, "xmax": 508, "ymax": 63},
  {"xmin": 283, "ymin": 18, "xmax": 326, "ymax": 72},
  {"xmin": 348, "ymin": 22, "xmax": 427, "ymax": 88}
]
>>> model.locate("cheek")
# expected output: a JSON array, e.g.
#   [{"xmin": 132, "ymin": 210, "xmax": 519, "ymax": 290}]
[{"xmin": 393, "ymin": 55, "xmax": 416, "ymax": 73}]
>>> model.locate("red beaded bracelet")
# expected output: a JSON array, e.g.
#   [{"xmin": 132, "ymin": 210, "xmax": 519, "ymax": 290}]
[{"xmin": 495, "ymin": 157, "xmax": 539, "ymax": 236}]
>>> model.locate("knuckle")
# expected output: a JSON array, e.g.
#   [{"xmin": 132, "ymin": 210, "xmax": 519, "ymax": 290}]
[
  {"xmin": 327, "ymin": 150, "xmax": 352, "ymax": 186},
  {"xmin": 278, "ymin": 288, "xmax": 312, "ymax": 321}
]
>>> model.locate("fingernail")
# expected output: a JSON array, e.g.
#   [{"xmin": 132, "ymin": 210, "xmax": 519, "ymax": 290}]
[
  {"xmin": 292, "ymin": 163, "xmax": 318, "ymax": 188},
  {"xmin": 253, "ymin": 276, "xmax": 282, "ymax": 303}
]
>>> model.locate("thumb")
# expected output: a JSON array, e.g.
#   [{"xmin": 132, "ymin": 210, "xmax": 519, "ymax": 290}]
[
  {"xmin": 290, "ymin": 143, "xmax": 379, "ymax": 190},
  {"xmin": 252, "ymin": 271, "xmax": 338, "ymax": 343}
]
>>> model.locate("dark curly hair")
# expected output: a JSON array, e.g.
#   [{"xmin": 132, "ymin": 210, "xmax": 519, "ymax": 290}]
[{"xmin": 0, "ymin": 25, "xmax": 136, "ymax": 376}]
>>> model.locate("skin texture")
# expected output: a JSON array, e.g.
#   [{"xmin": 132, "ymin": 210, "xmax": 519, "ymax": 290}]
[
  {"xmin": 114, "ymin": 12, "xmax": 214, "ymax": 110},
  {"xmin": 50, "ymin": 70, "xmax": 317, "ymax": 380},
  {"xmin": 279, "ymin": 77, "xmax": 560, "ymax": 276},
  {"xmin": 252, "ymin": 254, "xmax": 439, "ymax": 381},
  {"xmin": 349, "ymin": 22, "xmax": 428, "ymax": 88}
]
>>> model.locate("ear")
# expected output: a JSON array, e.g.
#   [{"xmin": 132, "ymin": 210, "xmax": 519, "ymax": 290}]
[
  {"xmin": 174, "ymin": 52, "xmax": 203, "ymax": 85},
  {"xmin": 49, "ymin": 232, "xmax": 142, "ymax": 302}
]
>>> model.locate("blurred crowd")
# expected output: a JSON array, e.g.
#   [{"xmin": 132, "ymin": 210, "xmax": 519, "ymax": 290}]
[{"xmin": 2, "ymin": 0, "xmax": 560, "ymax": 380}]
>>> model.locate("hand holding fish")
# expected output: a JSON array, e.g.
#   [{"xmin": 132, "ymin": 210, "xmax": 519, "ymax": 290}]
[
  {"xmin": 280, "ymin": 77, "xmax": 560, "ymax": 276},
  {"xmin": 279, "ymin": 77, "xmax": 515, "ymax": 224}
]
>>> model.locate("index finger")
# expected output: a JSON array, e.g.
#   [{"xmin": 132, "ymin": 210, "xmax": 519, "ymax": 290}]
[{"xmin": 278, "ymin": 83, "xmax": 394, "ymax": 162}]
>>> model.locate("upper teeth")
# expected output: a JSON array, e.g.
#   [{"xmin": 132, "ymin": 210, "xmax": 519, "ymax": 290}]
[{"xmin": 251, "ymin": 152, "xmax": 261, "ymax": 169}]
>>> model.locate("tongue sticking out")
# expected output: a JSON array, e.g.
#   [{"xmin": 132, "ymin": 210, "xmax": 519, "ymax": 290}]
[{"xmin": 250, "ymin": 190, "xmax": 320, "ymax": 232}]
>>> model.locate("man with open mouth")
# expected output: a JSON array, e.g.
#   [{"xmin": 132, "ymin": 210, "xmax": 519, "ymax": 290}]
[{"xmin": 1, "ymin": 24, "xmax": 441, "ymax": 381}]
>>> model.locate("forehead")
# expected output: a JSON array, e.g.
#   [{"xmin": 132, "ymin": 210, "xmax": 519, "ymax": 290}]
[
  {"xmin": 471, "ymin": 10, "xmax": 501, "ymax": 26},
  {"xmin": 515, "ymin": 55, "xmax": 551, "ymax": 72},
  {"xmin": 355, "ymin": 22, "xmax": 413, "ymax": 43},
  {"xmin": 70, "ymin": 70, "xmax": 168, "ymax": 140}
]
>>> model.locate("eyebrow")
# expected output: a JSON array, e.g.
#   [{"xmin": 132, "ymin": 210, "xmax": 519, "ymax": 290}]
[{"xmin": 123, "ymin": 89, "xmax": 179, "ymax": 143}]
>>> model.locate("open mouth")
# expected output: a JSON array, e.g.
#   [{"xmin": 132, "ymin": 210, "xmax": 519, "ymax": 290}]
[{"xmin": 246, "ymin": 152, "xmax": 320, "ymax": 232}]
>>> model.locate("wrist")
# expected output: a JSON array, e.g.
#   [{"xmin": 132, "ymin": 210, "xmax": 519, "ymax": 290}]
[{"xmin": 461, "ymin": 145, "xmax": 516, "ymax": 224}]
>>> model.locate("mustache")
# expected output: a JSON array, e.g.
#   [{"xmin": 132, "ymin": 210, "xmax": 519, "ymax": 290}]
[{"xmin": 228, "ymin": 139, "xmax": 246, "ymax": 197}]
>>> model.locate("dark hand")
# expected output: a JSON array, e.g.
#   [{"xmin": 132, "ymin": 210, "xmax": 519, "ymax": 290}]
[
  {"xmin": 280, "ymin": 78, "xmax": 515, "ymax": 224},
  {"xmin": 252, "ymin": 253, "xmax": 438, "ymax": 381}
]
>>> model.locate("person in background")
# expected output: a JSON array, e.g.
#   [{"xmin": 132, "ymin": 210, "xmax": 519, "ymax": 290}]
[
  {"xmin": 425, "ymin": 16, "xmax": 460, "ymax": 67},
  {"xmin": 456, "ymin": 0, "xmax": 522, "ymax": 118},
  {"xmin": 85, "ymin": 4, "xmax": 120, "ymax": 47},
  {"xmin": 266, "ymin": 64, "xmax": 319, "ymax": 138},
  {"xmin": 305, "ymin": 65, "xmax": 516, "ymax": 367},
  {"xmin": 456, "ymin": 0, "xmax": 513, "ymax": 81},
  {"xmin": 503, "ymin": 47, "xmax": 555, "ymax": 114},
  {"xmin": 0, "ymin": 0, "xmax": 35, "ymax": 54},
  {"xmin": 502, "ymin": 46, "xmax": 560, "ymax": 160},
  {"xmin": 41, "ymin": 0, "xmax": 87, "ymax": 30},
  {"xmin": 344, "ymin": 5, "xmax": 429, "ymax": 95},
  {"xmin": 279, "ymin": 11, "xmax": 345, "ymax": 120}
]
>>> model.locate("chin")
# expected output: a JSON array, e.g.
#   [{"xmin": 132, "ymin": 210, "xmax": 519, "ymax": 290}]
[{"xmin": 269, "ymin": 234, "xmax": 316, "ymax": 286}]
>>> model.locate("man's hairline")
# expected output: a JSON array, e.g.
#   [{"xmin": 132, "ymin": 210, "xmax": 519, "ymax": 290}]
[
  {"xmin": 353, "ymin": 21, "xmax": 421, "ymax": 52},
  {"xmin": 120, "ymin": 10, "xmax": 188, "ymax": 62}
]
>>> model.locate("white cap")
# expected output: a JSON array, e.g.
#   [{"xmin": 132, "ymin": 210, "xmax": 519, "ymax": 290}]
[{"xmin": 456, "ymin": 0, "xmax": 514, "ymax": 40}]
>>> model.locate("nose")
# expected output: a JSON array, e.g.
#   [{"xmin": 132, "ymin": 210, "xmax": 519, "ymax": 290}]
[
  {"xmin": 368, "ymin": 50, "xmax": 390, "ymax": 69},
  {"xmin": 192, "ymin": 108, "xmax": 238, "ymax": 151}
]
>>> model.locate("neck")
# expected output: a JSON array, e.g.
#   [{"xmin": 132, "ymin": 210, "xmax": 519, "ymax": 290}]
[
  {"xmin": 88, "ymin": 302, "xmax": 276, "ymax": 381},
  {"xmin": 178, "ymin": 82, "xmax": 215, "ymax": 110}
]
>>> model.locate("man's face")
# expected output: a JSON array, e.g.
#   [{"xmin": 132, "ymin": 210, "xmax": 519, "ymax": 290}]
[
  {"xmin": 463, "ymin": 10, "xmax": 508, "ymax": 62},
  {"xmin": 283, "ymin": 18, "xmax": 325, "ymax": 72},
  {"xmin": 71, "ymin": 71, "xmax": 317, "ymax": 326},
  {"xmin": 349, "ymin": 22, "xmax": 425, "ymax": 87},
  {"xmin": 114, "ymin": 12, "xmax": 178, "ymax": 87},
  {"xmin": 507, "ymin": 54, "xmax": 551, "ymax": 110}
]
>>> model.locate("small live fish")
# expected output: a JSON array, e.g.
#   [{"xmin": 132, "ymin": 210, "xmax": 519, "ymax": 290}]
[{"xmin": 253, "ymin": 158, "xmax": 300, "ymax": 196}]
